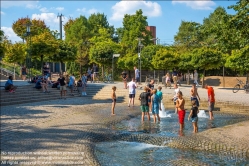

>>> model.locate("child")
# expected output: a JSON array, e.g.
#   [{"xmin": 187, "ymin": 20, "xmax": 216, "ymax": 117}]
[
  {"xmin": 165, "ymin": 73, "xmax": 171, "ymax": 88},
  {"xmin": 151, "ymin": 89, "xmax": 161, "ymax": 123},
  {"xmin": 188, "ymin": 100, "xmax": 199, "ymax": 133},
  {"xmin": 175, "ymin": 91, "xmax": 185, "ymax": 131},
  {"xmin": 157, "ymin": 86, "xmax": 163, "ymax": 103},
  {"xmin": 172, "ymin": 84, "xmax": 180, "ymax": 114},
  {"xmin": 111, "ymin": 86, "xmax": 117, "ymax": 115},
  {"xmin": 139, "ymin": 87, "xmax": 150, "ymax": 121},
  {"xmin": 81, "ymin": 73, "xmax": 87, "ymax": 96}
]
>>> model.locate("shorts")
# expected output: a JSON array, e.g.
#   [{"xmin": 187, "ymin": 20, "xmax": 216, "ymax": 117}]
[
  {"xmin": 191, "ymin": 97, "xmax": 199, "ymax": 107},
  {"xmin": 191, "ymin": 117, "xmax": 198, "ymax": 123},
  {"xmin": 152, "ymin": 106, "xmax": 159, "ymax": 115},
  {"xmin": 82, "ymin": 83, "xmax": 86, "ymax": 87},
  {"xmin": 173, "ymin": 76, "xmax": 177, "ymax": 82},
  {"xmin": 112, "ymin": 99, "xmax": 116, "ymax": 103},
  {"xmin": 140, "ymin": 105, "xmax": 149, "ymax": 112},
  {"xmin": 60, "ymin": 85, "xmax": 67, "ymax": 91},
  {"xmin": 135, "ymin": 77, "xmax": 139, "ymax": 82},
  {"xmin": 5, "ymin": 85, "xmax": 11, "ymax": 90},
  {"xmin": 22, "ymin": 71, "xmax": 27, "ymax": 75},
  {"xmin": 129, "ymin": 94, "xmax": 135, "ymax": 98},
  {"xmin": 178, "ymin": 110, "xmax": 186, "ymax": 124},
  {"xmin": 69, "ymin": 85, "xmax": 74, "ymax": 89},
  {"xmin": 209, "ymin": 102, "xmax": 215, "ymax": 112}
]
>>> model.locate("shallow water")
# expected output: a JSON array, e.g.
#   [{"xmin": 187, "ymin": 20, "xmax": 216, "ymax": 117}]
[
  {"xmin": 110, "ymin": 111, "xmax": 248, "ymax": 137},
  {"xmin": 95, "ymin": 141, "xmax": 249, "ymax": 166}
]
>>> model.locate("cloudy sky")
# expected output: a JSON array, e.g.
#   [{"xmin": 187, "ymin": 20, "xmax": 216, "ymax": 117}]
[{"xmin": 1, "ymin": 0, "xmax": 236, "ymax": 44}]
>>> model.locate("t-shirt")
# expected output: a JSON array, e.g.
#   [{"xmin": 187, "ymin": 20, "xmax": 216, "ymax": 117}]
[
  {"xmin": 156, "ymin": 91, "xmax": 162, "ymax": 101},
  {"xmin": 69, "ymin": 76, "xmax": 75, "ymax": 86},
  {"xmin": 191, "ymin": 106, "xmax": 198, "ymax": 118},
  {"xmin": 82, "ymin": 75, "xmax": 87, "ymax": 83},
  {"xmin": 194, "ymin": 72, "xmax": 198, "ymax": 79},
  {"xmin": 121, "ymin": 72, "xmax": 127, "ymax": 79},
  {"xmin": 207, "ymin": 87, "xmax": 215, "ymax": 102},
  {"xmin": 147, "ymin": 83, "xmax": 154, "ymax": 94},
  {"xmin": 93, "ymin": 66, "xmax": 99, "ymax": 72},
  {"xmin": 5, "ymin": 79, "xmax": 13, "ymax": 87},
  {"xmin": 135, "ymin": 69, "xmax": 139, "ymax": 78},
  {"xmin": 58, "ymin": 77, "xmax": 66, "ymax": 86},
  {"xmin": 139, "ymin": 92, "xmax": 150, "ymax": 106},
  {"xmin": 128, "ymin": 81, "xmax": 136, "ymax": 94},
  {"xmin": 172, "ymin": 71, "xmax": 178, "ymax": 76}
]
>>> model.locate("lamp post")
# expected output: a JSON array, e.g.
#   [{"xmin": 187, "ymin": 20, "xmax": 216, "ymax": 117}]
[
  {"xmin": 150, "ymin": 38, "xmax": 160, "ymax": 80},
  {"xmin": 26, "ymin": 19, "xmax": 32, "ymax": 83},
  {"xmin": 136, "ymin": 38, "xmax": 144, "ymax": 84}
]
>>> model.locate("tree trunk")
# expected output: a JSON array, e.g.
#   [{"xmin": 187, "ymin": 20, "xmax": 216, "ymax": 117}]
[
  {"xmin": 187, "ymin": 70, "xmax": 190, "ymax": 85},
  {"xmin": 202, "ymin": 70, "xmax": 205, "ymax": 88},
  {"xmin": 80, "ymin": 63, "xmax": 82, "ymax": 78},
  {"xmin": 102, "ymin": 65, "xmax": 104, "ymax": 81},
  {"xmin": 40, "ymin": 55, "xmax": 44, "ymax": 74},
  {"xmin": 223, "ymin": 66, "xmax": 225, "ymax": 88}
]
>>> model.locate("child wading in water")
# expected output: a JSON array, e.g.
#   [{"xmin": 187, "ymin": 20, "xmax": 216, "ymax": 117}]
[
  {"xmin": 176, "ymin": 91, "xmax": 185, "ymax": 131},
  {"xmin": 151, "ymin": 89, "xmax": 161, "ymax": 123},
  {"xmin": 111, "ymin": 86, "xmax": 117, "ymax": 115},
  {"xmin": 188, "ymin": 100, "xmax": 199, "ymax": 133},
  {"xmin": 139, "ymin": 87, "xmax": 150, "ymax": 121}
]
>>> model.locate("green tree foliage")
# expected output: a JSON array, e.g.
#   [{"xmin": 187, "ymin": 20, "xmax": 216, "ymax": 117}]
[
  {"xmin": 191, "ymin": 47, "xmax": 223, "ymax": 86},
  {"xmin": 89, "ymin": 28, "xmax": 120, "ymax": 66},
  {"xmin": 178, "ymin": 51, "xmax": 194, "ymax": 72},
  {"xmin": 225, "ymin": 46, "xmax": 249, "ymax": 74},
  {"xmin": 50, "ymin": 40, "xmax": 77, "ymax": 64},
  {"xmin": 88, "ymin": 13, "xmax": 114, "ymax": 37},
  {"xmin": 140, "ymin": 45, "xmax": 164, "ymax": 70},
  {"xmin": 174, "ymin": 21, "xmax": 202, "ymax": 52},
  {"xmin": 151, "ymin": 47, "xmax": 179, "ymax": 70},
  {"xmin": 228, "ymin": 0, "xmax": 249, "ymax": 48},
  {"xmin": 117, "ymin": 9, "xmax": 153, "ymax": 70},
  {"xmin": 30, "ymin": 30, "xmax": 58, "ymax": 71},
  {"xmin": 0, "ymin": 30, "xmax": 5, "ymax": 58},
  {"xmin": 2, "ymin": 41, "xmax": 26, "ymax": 64},
  {"xmin": 12, "ymin": 17, "xmax": 49, "ymax": 41}
]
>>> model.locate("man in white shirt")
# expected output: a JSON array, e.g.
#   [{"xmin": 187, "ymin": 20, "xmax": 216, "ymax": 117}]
[
  {"xmin": 69, "ymin": 74, "xmax": 75, "ymax": 96},
  {"xmin": 127, "ymin": 78, "xmax": 137, "ymax": 107},
  {"xmin": 194, "ymin": 70, "xmax": 199, "ymax": 86},
  {"xmin": 134, "ymin": 66, "xmax": 140, "ymax": 86}
]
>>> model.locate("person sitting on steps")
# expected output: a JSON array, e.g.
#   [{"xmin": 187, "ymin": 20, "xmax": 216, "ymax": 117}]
[{"xmin": 5, "ymin": 76, "xmax": 17, "ymax": 93}]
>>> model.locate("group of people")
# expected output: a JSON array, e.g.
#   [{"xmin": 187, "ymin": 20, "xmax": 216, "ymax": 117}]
[{"xmin": 112, "ymin": 66, "xmax": 215, "ymax": 134}]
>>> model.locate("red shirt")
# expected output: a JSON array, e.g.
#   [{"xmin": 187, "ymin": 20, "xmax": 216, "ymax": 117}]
[{"xmin": 207, "ymin": 87, "xmax": 215, "ymax": 102}]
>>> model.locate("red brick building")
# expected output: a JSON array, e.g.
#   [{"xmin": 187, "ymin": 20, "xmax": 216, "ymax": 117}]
[{"xmin": 146, "ymin": 26, "xmax": 156, "ymax": 44}]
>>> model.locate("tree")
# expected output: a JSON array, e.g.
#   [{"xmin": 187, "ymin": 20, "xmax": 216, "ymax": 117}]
[
  {"xmin": 117, "ymin": 9, "xmax": 153, "ymax": 70},
  {"xmin": 191, "ymin": 47, "xmax": 223, "ymax": 87},
  {"xmin": 30, "ymin": 30, "xmax": 58, "ymax": 72},
  {"xmin": 50, "ymin": 40, "xmax": 77, "ymax": 70},
  {"xmin": 225, "ymin": 46, "xmax": 249, "ymax": 80},
  {"xmin": 178, "ymin": 51, "xmax": 194, "ymax": 85},
  {"xmin": 2, "ymin": 41, "xmax": 26, "ymax": 64},
  {"xmin": 151, "ymin": 47, "xmax": 179, "ymax": 70},
  {"xmin": 0, "ymin": 30, "xmax": 5, "ymax": 58},
  {"xmin": 12, "ymin": 17, "xmax": 49, "ymax": 41}
]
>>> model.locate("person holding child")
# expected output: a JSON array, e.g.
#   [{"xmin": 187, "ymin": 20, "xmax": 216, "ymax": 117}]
[{"xmin": 188, "ymin": 100, "xmax": 199, "ymax": 133}]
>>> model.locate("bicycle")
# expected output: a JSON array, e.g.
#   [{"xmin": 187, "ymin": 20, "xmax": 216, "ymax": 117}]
[
  {"xmin": 103, "ymin": 73, "xmax": 113, "ymax": 83},
  {"xmin": 233, "ymin": 78, "xmax": 249, "ymax": 93}
]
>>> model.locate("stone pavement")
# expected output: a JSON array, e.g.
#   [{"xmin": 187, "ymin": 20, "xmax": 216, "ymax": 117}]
[{"xmin": 0, "ymin": 81, "xmax": 249, "ymax": 165}]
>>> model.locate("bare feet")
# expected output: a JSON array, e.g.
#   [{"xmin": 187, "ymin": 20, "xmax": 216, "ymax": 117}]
[{"xmin": 111, "ymin": 114, "xmax": 116, "ymax": 116}]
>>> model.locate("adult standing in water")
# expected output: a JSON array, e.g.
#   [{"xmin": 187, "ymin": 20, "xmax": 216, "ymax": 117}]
[
  {"xmin": 190, "ymin": 83, "xmax": 200, "ymax": 107},
  {"xmin": 134, "ymin": 66, "xmax": 140, "ymax": 87},
  {"xmin": 205, "ymin": 84, "xmax": 215, "ymax": 120}
]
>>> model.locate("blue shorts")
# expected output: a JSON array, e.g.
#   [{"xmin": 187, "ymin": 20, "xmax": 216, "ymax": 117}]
[
  {"xmin": 191, "ymin": 97, "xmax": 199, "ymax": 107},
  {"xmin": 152, "ymin": 106, "xmax": 159, "ymax": 115},
  {"xmin": 136, "ymin": 77, "xmax": 139, "ymax": 82},
  {"xmin": 191, "ymin": 117, "xmax": 198, "ymax": 123}
]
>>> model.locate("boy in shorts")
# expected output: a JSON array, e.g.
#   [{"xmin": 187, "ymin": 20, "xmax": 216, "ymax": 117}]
[
  {"xmin": 176, "ymin": 91, "xmax": 185, "ymax": 131},
  {"xmin": 188, "ymin": 100, "xmax": 199, "ymax": 133},
  {"xmin": 139, "ymin": 87, "xmax": 150, "ymax": 121}
]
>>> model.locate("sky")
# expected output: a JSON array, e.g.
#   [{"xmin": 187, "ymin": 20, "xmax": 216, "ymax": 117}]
[{"xmin": 1, "ymin": 0, "xmax": 238, "ymax": 45}]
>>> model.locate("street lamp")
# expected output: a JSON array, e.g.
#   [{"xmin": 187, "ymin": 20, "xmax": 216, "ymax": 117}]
[
  {"xmin": 25, "ymin": 18, "xmax": 32, "ymax": 83},
  {"xmin": 150, "ymin": 38, "xmax": 160, "ymax": 79},
  {"xmin": 136, "ymin": 38, "xmax": 144, "ymax": 84}
]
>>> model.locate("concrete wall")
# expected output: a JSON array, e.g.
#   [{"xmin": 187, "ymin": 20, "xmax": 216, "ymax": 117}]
[{"xmin": 203, "ymin": 76, "xmax": 247, "ymax": 87}]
